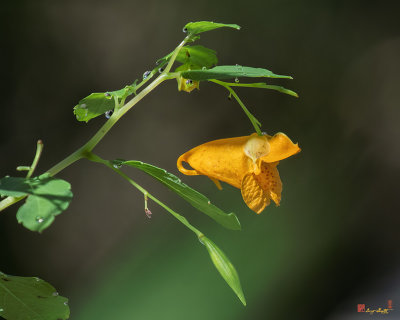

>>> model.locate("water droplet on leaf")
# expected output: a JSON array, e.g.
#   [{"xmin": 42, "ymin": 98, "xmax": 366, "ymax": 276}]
[
  {"xmin": 36, "ymin": 217, "xmax": 44, "ymax": 223},
  {"xmin": 183, "ymin": 27, "xmax": 188, "ymax": 33},
  {"xmin": 202, "ymin": 66, "xmax": 207, "ymax": 70},
  {"xmin": 158, "ymin": 67, "xmax": 164, "ymax": 73},
  {"xmin": 143, "ymin": 71, "xmax": 151, "ymax": 79},
  {"xmin": 64, "ymin": 302, "xmax": 68, "ymax": 306},
  {"xmin": 104, "ymin": 92, "xmax": 111, "ymax": 97},
  {"xmin": 185, "ymin": 79, "xmax": 193, "ymax": 86},
  {"xmin": 105, "ymin": 110, "xmax": 113, "ymax": 119},
  {"xmin": 235, "ymin": 78, "xmax": 239, "ymax": 83},
  {"xmin": 52, "ymin": 292, "xmax": 59, "ymax": 296}
]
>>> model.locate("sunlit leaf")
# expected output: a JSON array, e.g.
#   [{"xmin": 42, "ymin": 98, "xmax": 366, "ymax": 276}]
[
  {"xmin": 200, "ymin": 236, "xmax": 246, "ymax": 306},
  {"xmin": 0, "ymin": 271, "xmax": 70, "ymax": 320},
  {"xmin": 183, "ymin": 21, "xmax": 240, "ymax": 36},
  {"xmin": 105, "ymin": 80, "xmax": 138, "ymax": 100},
  {"xmin": 115, "ymin": 160, "xmax": 241, "ymax": 231},
  {"xmin": 182, "ymin": 65, "xmax": 293, "ymax": 81},
  {"xmin": 73, "ymin": 93, "xmax": 115, "ymax": 122},
  {"xmin": 157, "ymin": 45, "xmax": 217, "ymax": 69},
  {"xmin": 16, "ymin": 174, "xmax": 72, "ymax": 232},
  {"xmin": 0, "ymin": 174, "xmax": 73, "ymax": 232},
  {"xmin": 214, "ymin": 81, "xmax": 298, "ymax": 98},
  {"xmin": 245, "ymin": 83, "xmax": 298, "ymax": 97}
]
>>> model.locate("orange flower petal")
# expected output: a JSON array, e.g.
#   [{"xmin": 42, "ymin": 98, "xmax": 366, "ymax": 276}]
[
  {"xmin": 262, "ymin": 132, "xmax": 301, "ymax": 163},
  {"xmin": 177, "ymin": 136, "xmax": 253, "ymax": 188},
  {"xmin": 177, "ymin": 132, "xmax": 299, "ymax": 207},
  {"xmin": 256, "ymin": 162, "xmax": 282, "ymax": 206},
  {"xmin": 241, "ymin": 172, "xmax": 270, "ymax": 214},
  {"xmin": 240, "ymin": 162, "xmax": 282, "ymax": 214}
]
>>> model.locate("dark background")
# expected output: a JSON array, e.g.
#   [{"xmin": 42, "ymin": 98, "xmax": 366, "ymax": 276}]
[{"xmin": 1, "ymin": 1, "xmax": 399, "ymax": 319}]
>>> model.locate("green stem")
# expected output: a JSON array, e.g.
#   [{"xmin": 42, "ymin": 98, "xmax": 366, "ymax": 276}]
[
  {"xmin": 47, "ymin": 73, "xmax": 172, "ymax": 177},
  {"xmin": 26, "ymin": 140, "xmax": 43, "ymax": 179},
  {"xmin": 84, "ymin": 152, "xmax": 202, "ymax": 237},
  {"xmin": 0, "ymin": 140, "xmax": 45, "ymax": 211},
  {"xmin": 164, "ymin": 38, "xmax": 188, "ymax": 73},
  {"xmin": 210, "ymin": 80, "xmax": 262, "ymax": 136},
  {"xmin": 0, "ymin": 195, "xmax": 25, "ymax": 212},
  {"xmin": 0, "ymin": 37, "xmax": 187, "ymax": 213}
]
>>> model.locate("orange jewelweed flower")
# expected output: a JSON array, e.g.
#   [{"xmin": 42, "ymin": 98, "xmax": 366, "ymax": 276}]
[{"xmin": 177, "ymin": 133, "xmax": 300, "ymax": 214}]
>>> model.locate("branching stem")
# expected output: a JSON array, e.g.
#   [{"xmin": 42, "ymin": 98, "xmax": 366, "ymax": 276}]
[{"xmin": 0, "ymin": 38, "xmax": 187, "ymax": 213}]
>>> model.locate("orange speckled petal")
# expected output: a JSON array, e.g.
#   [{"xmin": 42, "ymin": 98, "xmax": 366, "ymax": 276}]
[
  {"xmin": 262, "ymin": 132, "xmax": 301, "ymax": 163},
  {"xmin": 241, "ymin": 173, "xmax": 270, "ymax": 214},
  {"xmin": 241, "ymin": 162, "xmax": 282, "ymax": 214},
  {"xmin": 255, "ymin": 162, "xmax": 282, "ymax": 206}
]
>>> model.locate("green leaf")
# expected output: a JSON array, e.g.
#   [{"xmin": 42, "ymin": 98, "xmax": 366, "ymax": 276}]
[
  {"xmin": 1, "ymin": 174, "xmax": 73, "ymax": 232},
  {"xmin": 115, "ymin": 160, "xmax": 241, "ymax": 231},
  {"xmin": 105, "ymin": 80, "xmax": 138, "ymax": 100},
  {"xmin": 0, "ymin": 271, "xmax": 70, "ymax": 320},
  {"xmin": 212, "ymin": 80, "xmax": 299, "ymax": 98},
  {"xmin": 183, "ymin": 21, "xmax": 240, "ymax": 36},
  {"xmin": 73, "ymin": 93, "xmax": 115, "ymax": 122},
  {"xmin": 252, "ymin": 83, "xmax": 298, "ymax": 97},
  {"xmin": 0, "ymin": 176, "xmax": 33, "ymax": 197},
  {"xmin": 157, "ymin": 45, "xmax": 218, "ymax": 69},
  {"xmin": 181, "ymin": 65, "xmax": 293, "ymax": 81},
  {"xmin": 200, "ymin": 236, "xmax": 246, "ymax": 306}
]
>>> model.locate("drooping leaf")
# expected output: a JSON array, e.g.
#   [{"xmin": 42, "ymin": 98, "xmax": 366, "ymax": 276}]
[
  {"xmin": 183, "ymin": 21, "xmax": 240, "ymax": 36},
  {"xmin": 157, "ymin": 45, "xmax": 218, "ymax": 70},
  {"xmin": 199, "ymin": 236, "xmax": 246, "ymax": 306},
  {"xmin": 252, "ymin": 83, "xmax": 298, "ymax": 97},
  {"xmin": 212, "ymin": 80, "xmax": 299, "ymax": 98},
  {"xmin": 182, "ymin": 65, "xmax": 293, "ymax": 81},
  {"xmin": 0, "ymin": 271, "xmax": 70, "ymax": 320},
  {"xmin": 73, "ymin": 93, "xmax": 115, "ymax": 122},
  {"xmin": 115, "ymin": 160, "xmax": 241, "ymax": 231}
]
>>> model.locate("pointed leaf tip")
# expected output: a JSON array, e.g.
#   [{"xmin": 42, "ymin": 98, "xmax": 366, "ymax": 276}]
[
  {"xmin": 200, "ymin": 236, "xmax": 246, "ymax": 306},
  {"xmin": 183, "ymin": 21, "xmax": 240, "ymax": 36},
  {"xmin": 181, "ymin": 65, "xmax": 293, "ymax": 81}
]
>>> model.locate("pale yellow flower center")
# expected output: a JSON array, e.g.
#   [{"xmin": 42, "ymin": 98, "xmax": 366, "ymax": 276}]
[{"xmin": 243, "ymin": 135, "xmax": 270, "ymax": 164}]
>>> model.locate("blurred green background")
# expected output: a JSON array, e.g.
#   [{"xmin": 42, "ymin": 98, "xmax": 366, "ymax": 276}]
[{"xmin": 1, "ymin": 0, "xmax": 399, "ymax": 319}]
